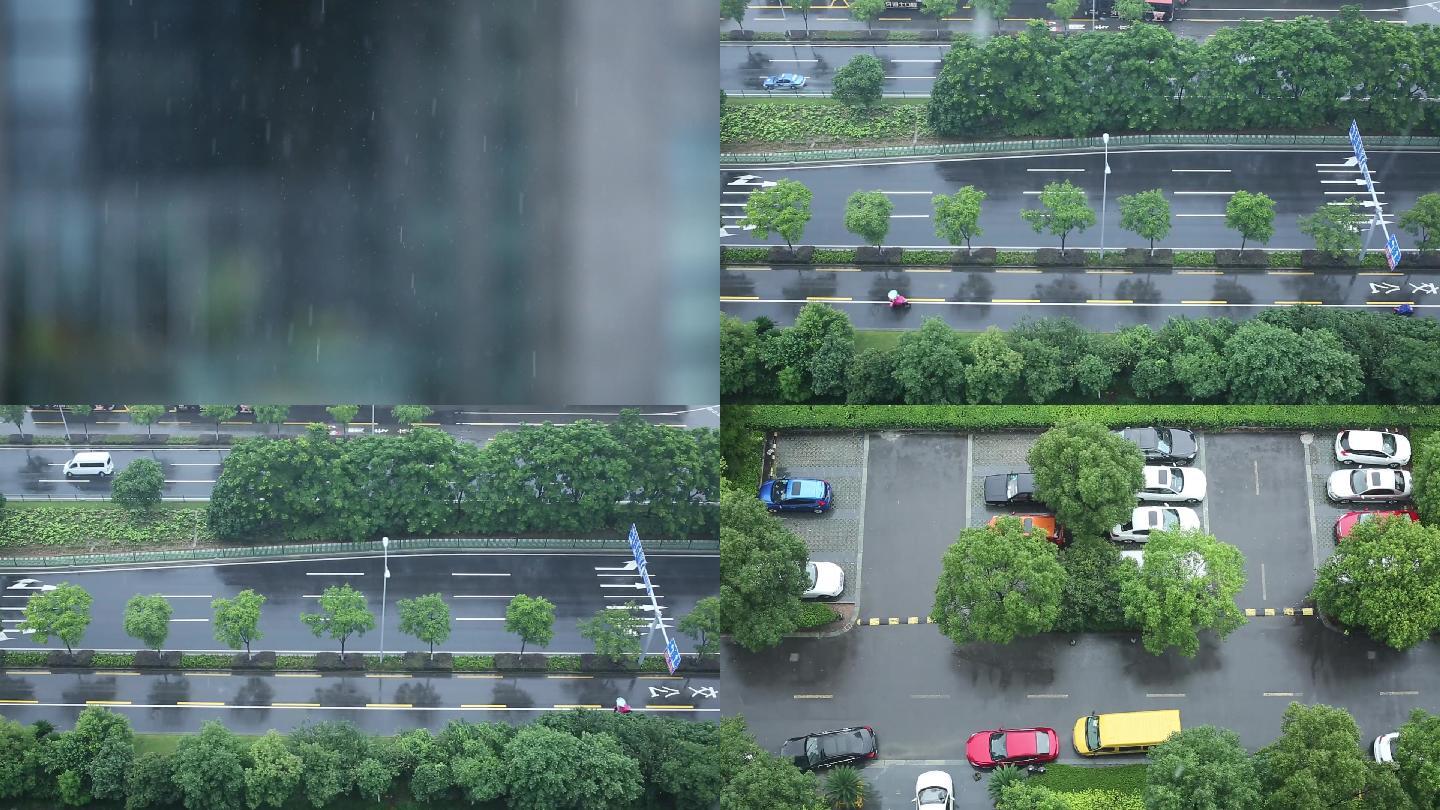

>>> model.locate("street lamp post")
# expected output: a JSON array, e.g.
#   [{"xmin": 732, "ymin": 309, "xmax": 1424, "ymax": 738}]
[
  {"xmin": 1100, "ymin": 132, "xmax": 1111, "ymax": 260},
  {"xmin": 379, "ymin": 536, "xmax": 390, "ymax": 662}
]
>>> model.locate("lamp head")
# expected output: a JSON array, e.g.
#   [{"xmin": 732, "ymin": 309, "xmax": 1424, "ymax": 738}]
[
  {"xmin": 1102, "ymin": 132, "xmax": 1109, "ymax": 144},
  {"xmin": 382, "ymin": 536, "xmax": 390, "ymax": 548}
]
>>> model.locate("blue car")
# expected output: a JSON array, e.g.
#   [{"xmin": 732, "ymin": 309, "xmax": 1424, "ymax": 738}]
[
  {"xmin": 763, "ymin": 73, "xmax": 808, "ymax": 91},
  {"xmin": 759, "ymin": 478, "xmax": 833, "ymax": 513}
]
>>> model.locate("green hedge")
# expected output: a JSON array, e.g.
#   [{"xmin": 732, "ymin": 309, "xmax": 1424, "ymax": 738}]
[
  {"xmin": 812, "ymin": 248, "xmax": 857, "ymax": 264},
  {"xmin": 453, "ymin": 655, "xmax": 497, "ymax": 671},
  {"xmin": 796, "ymin": 602, "xmax": 842, "ymax": 629},
  {"xmin": 721, "ymin": 100, "xmax": 932, "ymax": 148},
  {"xmin": 720, "ymin": 246, "xmax": 1333, "ymax": 269},
  {"xmin": 740, "ymin": 405, "xmax": 1440, "ymax": 431},
  {"xmin": 1058, "ymin": 789, "xmax": 1145, "ymax": 809},
  {"xmin": 1032, "ymin": 763, "xmax": 1148, "ymax": 794},
  {"xmin": 0, "ymin": 504, "xmax": 214, "ymax": 547},
  {"xmin": 1268, "ymin": 251, "xmax": 1302, "ymax": 267},
  {"xmin": 722, "ymin": 247, "xmax": 770, "ymax": 263},
  {"xmin": 0, "ymin": 652, "xmax": 47, "ymax": 667},
  {"xmin": 900, "ymin": 249, "xmax": 954, "ymax": 265},
  {"xmin": 1173, "ymin": 250, "xmax": 1215, "ymax": 266}
]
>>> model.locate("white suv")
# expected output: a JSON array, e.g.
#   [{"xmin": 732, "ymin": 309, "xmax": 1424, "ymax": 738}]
[{"xmin": 63, "ymin": 451, "xmax": 114, "ymax": 478}]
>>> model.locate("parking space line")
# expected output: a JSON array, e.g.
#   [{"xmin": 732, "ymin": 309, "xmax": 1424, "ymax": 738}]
[
  {"xmin": 1302, "ymin": 434, "xmax": 1322, "ymax": 571},
  {"xmin": 1261, "ymin": 563, "xmax": 1267, "ymax": 601},
  {"xmin": 1253, "ymin": 459, "xmax": 1261, "ymax": 496},
  {"xmin": 1147, "ymin": 693, "xmax": 1186, "ymax": 698},
  {"xmin": 1027, "ymin": 694, "xmax": 1069, "ymax": 699},
  {"xmin": 853, "ymin": 432, "xmax": 872, "ymax": 613},
  {"xmin": 794, "ymin": 694, "xmax": 833, "ymax": 700},
  {"xmin": 1381, "ymin": 691, "xmax": 1419, "ymax": 696},
  {"xmin": 1262, "ymin": 692, "xmax": 1301, "ymax": 697},
  {"xmin": 911, "ymin": 694, "xmax": 950, "ymax": 699}
]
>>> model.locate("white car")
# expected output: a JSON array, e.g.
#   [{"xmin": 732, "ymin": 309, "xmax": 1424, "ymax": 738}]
[
  {"xmin": 802, "ymin": 561, "xmax": 845, "ymax": 599},
  {"xmin": 1137, "ymin": 466, "xmax": 1206, "ymax": 503},
  {"xmin": 1335, "ymin": 430, "xmax": 1410, "ymax": 468},
  {"xmin": 1109, "ymin": 506, "xmax": 1200, "ymax": 543},
  {"xmin": 914, "ymin": 770, "xmax": 954, "ymax": 810},
  {"xmin": 1326, "ymin": 469, "xmax": 1412, "ymax": 503},
  {"xmin": 1121, "ymin": 548, "xmax": 1208, "ymax": 578},
  {"xmin": 1374, "ymin": 732, "xmax": 1399, "ymax": 763}
]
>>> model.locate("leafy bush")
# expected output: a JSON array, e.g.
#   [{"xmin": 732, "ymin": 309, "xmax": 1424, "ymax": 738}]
[
  {"xmin": 796, "ymin": 602, "xmax": 841, "ymax": 628},
  {"xmin": 0, "ymin": 651, "xmax": 48, "ymax": 667},
  {"xmin": 812, "ymin": 248, "xmax": 858, "ymax": 264},
  {"xmin": 739, "ymin": 405, "xmax": 1440, "ymax": 432},
  {"xmin": 721, "ymin": 100, "xmax": 931, "ymax": 147},
  {"xmin": 177, "ymin": 654, "xmax": 236, "ymax": 669},
  {"xmin": 1059, "ymin": 789, "xmax": 1145, "ymax": 809},
  {"xmin": 452, "ymin": 655, "xmax": 496, "ymax": 671},
  {"xmin": 91, "ymin": 653, "xmax": 133, "ymax": 667},
  {"xmin": 274, "ymin": 655, "xmax": 312, "ymax": 670},
  {"xmin": 1031, "ymin": 763, "xmax": 1147, "ymax": 794},
  {"xmin": 722, "ymin": 247, "xmax": 770, "ymax": 264},
  {"xmin": 995, "ymin": 250, "xmax": 1036, "ymax": 265},
  {"xmin": 1173, "ymin": 250, "xmax": 1215, "ymax": 267},
  {"xmin": 546, "ymin": 656, "xmax": 584, "ymax": 671},
  {"xmin": 900, "ymin": 249, "xmax": 954, "ymax": 265},
  {"xmin": 1268, "ymin": 251, "xmax": 1302, "ymax": 267},
  {"xmin": 0, "ymin": 504, "xmax": 212, "ymax": 548}
]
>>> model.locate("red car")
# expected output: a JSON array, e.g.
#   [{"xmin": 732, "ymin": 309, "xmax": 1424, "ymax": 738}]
[
  {"xmin": 965, "ymin": 727, "xmax": 1060, "ymax": 768},
  {"xmin": 1334, "ymin": 509, "xmax": 1419, "ymax": 540}
]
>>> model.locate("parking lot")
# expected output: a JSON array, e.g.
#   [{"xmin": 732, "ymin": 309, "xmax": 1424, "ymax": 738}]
[{"xmin": 767, "ymin": 427, "xmax": 1409, "ymax": 623}]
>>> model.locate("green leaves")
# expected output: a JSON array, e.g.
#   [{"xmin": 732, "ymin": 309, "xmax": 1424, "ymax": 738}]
[
  {"xmin": 122, "ymin": 594, "xmax": 172, "ymax": 652},
  {"xmin": 170, "ymin": 721, "xmax": 247, "ymax": 810},
  {"xmin": 20, "ymin": 582, "xmax": 92, "ymax": 654},
  {"xmin": 1021, "ymin": 180, "xmax": 1096, "ymax": 250},
  {"xmin": 1311, "ymin": 516, "xmax": 1440, "ymax": 651},
  {"xmin": 894, "ymin": 318, "xmax": 968, "ymax": 405},
  {"xmin": 932, "ymin": 521, "xmax": 1065, "ymax": 645},
  {"xmin": 740, "ymin": 179, "xmax": 813, "ymax": 250},
  {"xmin": 1117, "ymin": 189, "xmax": 1172, "ymax": 253},
  {"xmin": 577, "ymin": 604, "xmax": 646, "ymax": 662},
  {"xmin": 125, "ymin": 405, "xmax": 166, "ymax": 437},
  {"xmin": 719, "ymin": 485, "xmax": 810, "ymax": 652},
  {"xmin": 1255, "ymin": 703, "xmax": 1369, "ymax": 810},
  {"xmin": 251, "ymin": 405, "xmax": 290, "ymax": 435},
  {"xmin": 832, "ymin": 53, "xmax": 885, "ymax": 107},
  {"xmin": 679, "ymin": 596, "xmax": 723, "ymax": 655},
  {"xmin": 390, "ymin": 404, "xmax": 433, "ymax": 427},
  {"xmin": 300, "ymin": 585, "xmax": 376, "ymax": 655},
  {"xmin": 111, "ymin": 459, "xmax": 164, "ymax": 514},
  {"xmin": 1120, "ymin": 529, "xmax": 1247, "ymax": 657},
  {"xmin": 1225, "ymin": 191, "xmax": 1277, "ymax": 250},
  {"xmin": 1299, "ymin": 199, "xmax": 1367, "ymax": 258},
  {"xmin": 0, "ymin": 405, "xmax": 27, "ymax": 436},
  {"xmin": 1399, "ymin": 193, "xmax": 1440, "ymax": 251},
  {"xmin": 212, "ymin": 589, "xmax": 266, "ymax": 656},
  {"xmin": 397, "ymin": 593, "xmax": 452, "ymax": 658},
  {"xmin": 843, "ymin": 190, "xmax": 893, "ymax": 248},
  {"xmin": 1223, "ymin": 321, "xmax": 1362, "ymax": 405},
  {"xmin": 1144, "ymin": 726, "xmax": 1260, "ymax": 810},
  {"xmin": 198, "ymin": 405, "xmax": 236, "ymax": 439},
  {"xmin": 504, "ymin": 594, "xmax": 556, "ymax": 654},
  {"xmin": 1028, "ymin": 421, "xmax": 1145, "ymax": 540},
  {"xmin": 933, "ymin": 185, "xmax": 986, "ymax": 251}
]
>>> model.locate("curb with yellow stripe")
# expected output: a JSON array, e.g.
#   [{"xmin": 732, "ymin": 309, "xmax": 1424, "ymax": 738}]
[{"xmin": 860, "ymin": 608, "xmax": 1316, "ymax": 626}]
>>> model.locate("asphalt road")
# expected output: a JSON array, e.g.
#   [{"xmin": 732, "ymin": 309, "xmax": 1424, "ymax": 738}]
[
  {"xmin": 721, "ymin": 265, "xmax": 1439, "ymax": 329},
  {"xmin": 0, "ymin": 552, "xmax": 718, "ymax": 655},
  {"xmin": 0, "ymin": 447, "xmax": 226, "ymax": 502},
  {"xmin": 721, "ymin": 149, "xmax": 1440, "ymax": 249},
  {"xmin": 723, "ymin": 0, "xmax": 1432, "ymax": 45},
  {"xmin": 733, "ymin": 429, "xmax": 1430, "ymax": 764},
  {"xmin": 0, "ymin": 669, "xmax": 721, "ymax": 734}
]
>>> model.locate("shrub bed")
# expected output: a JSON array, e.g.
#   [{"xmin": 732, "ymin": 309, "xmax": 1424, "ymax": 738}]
[
  {"xmin": 1032, "ymin": 763, "xmax": 1147, "ymax": 794},
  {"xmin": 740, "ymin": 405, "xmax": 1440, "ymax": 432},
  {"xmin": 721, "ymin": 100, "xmax": 931, "ymax": 148},
  {"xmin": 1055, "ymin": 789, "xmax": 1145, "ymax": 809},
  {"xmin": 900, "ymin": 249, "xmax": 955, "ymax": 265},
  {"xmin": 722, "ymin": 247, "xmax": 769, "ymax": 264},
  {"xmin": 796, "ymin": 602, "xmax": 842, "ymax": 629},
  {"xmin": 812, "ymin": 248, "xmax": 858, "ymax": 264},
  {"xmin": 1173, "ymin": 250, "xmax": 1216, "ymax": 267},
  {"xmin": 0, "ymin": 503, "xmax": 213, "ymax": 547}
]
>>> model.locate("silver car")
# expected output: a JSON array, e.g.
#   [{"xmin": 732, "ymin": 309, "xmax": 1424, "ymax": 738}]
[
  {"xmin": 1137, "ymin": 466, "xmax": 1206, "ymax": 503},
  {"xmin": 1109, "ymin": 506, "xmax": 1200, "ymax": 543},
  {"xmin": 1326, "ymin": 469, "xmax": 1412, "ymax": 503}
]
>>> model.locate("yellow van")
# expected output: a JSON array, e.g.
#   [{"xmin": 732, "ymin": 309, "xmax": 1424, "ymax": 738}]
[{"xmin": 1072, "ymin": 710, "xmax": 1181, "ymax": 756}]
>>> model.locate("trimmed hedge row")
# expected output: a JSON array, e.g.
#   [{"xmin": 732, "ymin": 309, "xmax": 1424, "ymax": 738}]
[
  {"xmin": 721, "ymin": 246, "xmax": 1393, "ymax": 269},
  {"xmin": 0, "ymin": 504, "xmax": 213, "ymax": 547},
  {"xmin": 5, "ymin": 434, "xmax": 232, "ymax": 446},
  {"xmin": 739, "ymin": 405, "xmax": 1440, "ymax": 432}
]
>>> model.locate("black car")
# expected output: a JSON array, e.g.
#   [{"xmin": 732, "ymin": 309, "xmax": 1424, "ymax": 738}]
[
  {"xmin": 983, "ymin": 471, "xmax": 1042, "ymax": 506},
  {"xmin": 781, "ymin": 727, "xmax": 879, "ymax": 771},
  {"xmin": 1113, "ymin": 427, "xmax": 1197, "ymax": 466}
]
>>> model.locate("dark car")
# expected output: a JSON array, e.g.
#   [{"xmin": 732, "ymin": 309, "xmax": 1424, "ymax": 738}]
[
  {"xmin": 1113, "ymin": 427, "xmax": 1197, "ymax": 466},
  {"xmin": 781, "ymin": 727, "xmax": 879, "ymax": 772},
  {"xmin": 758, "ymin": 478, "xmax": 834, "ymax": 513},
  {"xmin": 983, "ymin": 472, "xmax": 1042, "ymax": 506}
]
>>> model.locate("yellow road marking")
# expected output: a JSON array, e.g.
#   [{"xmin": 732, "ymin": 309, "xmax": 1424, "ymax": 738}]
[
  {"xmin": 456, "ymin": 674, "xmax": 503, "ymax": 679},
  {"xmin": 1177, "ymin": 270, "xmax": 1222, "ymax": 275},
  {"xmin": 547, "ymin": 674, "xmax": 593, "ymax": 680},
  {"xmin": 720, "ymin": 295, "xmax": 760, "ymax": 301},
  {"xmin": 1268, "ymin": 271, "xmax": 1313, "ymax": 276},
  {"xmin": 365, "ymin": 673, "xmax": 412, "ymax": 679},
  {"xmin": 181, "ymin": 672, "xmax": 231, "ymax": 677},
  {"xmin": 0, "ymin": 699, "xmax": 38, "ymax": 704},
  {"xmin": 276, "ymin": 673, "xmax": 321, "ymax": 678},
  {"xmin": 1086, "ymin": 269, "xmax": 1132, "ymax": 275},
  {"xmin": 994, "ymin": 269, "xmax": 1041, "ymax": 274},
  {"xmin": 806, "ymin": 296, "xmax": 853, "ymax": 302},
  {"xmin": 794, "ymin": 694, "xmax": 833, "ymax": 699},
  {"xmin": 638, "ymin": 675, "xmax": 684, "ymax": 680},
  {"xmin": 646, "ymin": 704, "xmax": 696, "ymax": 710},
  {"xmin": 905, "ymin": 267, "xmax": 952, "ymax": 273},
  {"xmin": 93, "ymin": 671, "xmax": 141, "ymax": 676},
  {"xmin": 1358, "ymin": 271, "xmax": 1403, "ymax": 276},
  {"xmin": 908, "ymin": 298, "xmax": 946, "ymax": 302}
]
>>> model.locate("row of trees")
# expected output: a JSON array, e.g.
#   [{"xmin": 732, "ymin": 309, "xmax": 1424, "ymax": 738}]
[
  {"xmin": 928, "ymin": 13, "xmax": 1440, "ymax": 138},
  {"xmin": 0, "ymin": 708, "xmax": 751, "ymax": 810},
  {"xmin": 0, "ymin": 404, "xmax": 435, "ymax": 440},
  {"xmin": 988, "ymin": 703, "xmax": 1440, "ymax": 810},
  {"xmin": 723, "ymin": 305, "xmax": 1440, "ymax": 404},
  {"xmin": 742, "ymin": 177, "xmax": 1440, "ymax": 254},
  {"xmin": 18, "ymin": 582, "xmax": 722, "ymax": 659},
  {"xmin": 207, "ymin": 412, "xmax": 718, "ymax": 541}
]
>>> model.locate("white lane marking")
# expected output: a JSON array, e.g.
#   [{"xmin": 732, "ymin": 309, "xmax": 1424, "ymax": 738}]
[
  {"xmin": 595, "ymin": 561, "xmax": 639, "ymax": 572},
  {"xmin": 1027, "ymin": 693, "xmax": 1069, "ymax": 698},
  {"xmin": 168, "ymin": 618, "xmax": 208, "ymax": 623},
  {"xmin": 305, "ymin": 572, "xmax": 364, "ymax": 576},
  {"xmin": 1381, "ymin": 691, "xmax": 1420, "ymax": 696},
  {"xmin": 450, "ymin": 595, "xmax": 518, "ymax": 599},
  {"xmin": 1173, "ymin": 191, "xmax": 1237, "ymax": 195},
  {"xmin": 1026, "ymin": 167, "xmax": 1085, "ymax": 172},
  {"xmin": 604, "ymin": 594, "xmax": 665, "ymax": 599},
  {"xmin": 1254, "ymin": 459, "xmax": 1261, "ymax": 496},
  {"xmin": 1147, "ymin": 693, "xmax": 1187, "ymax": 697},
  {"xmin": 451, "ymin": 572, "xmax": 511, "ymax": 577},
  {"xmin": 1171, "ymin": 168, "xmax": 1231, "ymax": 172},
  {"xmin": 455, "ymin": 617, "xmax": 506, "ymax": 622},
  {"xmin": 879, "ymin": 190, "xmax": 933, "ymax": 194},
  {"xmin": 767, "ymin": 59, "xmax": 819, "ymax": 62},
  {"xmin": 1261, "ymin": 562, "xmax": 1267, "ymax": 601},
  {"xmin": 1326, "ymin": 190, "xmax": 1384, "ymax": 194},
  {"xmin": 1322, "ymin": 179, "xmax": 1375, "ymax": 184},
  {"xmin": 158, "ymin": 595, "xmax": 214, "ymax": 599}
]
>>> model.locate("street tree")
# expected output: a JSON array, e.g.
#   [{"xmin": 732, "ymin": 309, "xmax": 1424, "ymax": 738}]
[
  {"xmin": 199, "ymin": 405, "xmax": 236, "ymax": 440},
  {"xmin": 1056, "ymin": 535, "xmax": 1138, "ymax": 633},
  {"xmin": 720, "ymin": 755, "xmax": 822, "ymax": 810},
  {"xmin": 171, "ymin": 721, "xmax": 247, "ymax": 810},
  {"xmin": 1415, "ymin": 431, "xmax": 1440, "ymax": 526},
  {"xmin": 212, "ymin": 589, "xmax": 266, "ymax": 658},
  {"xmin": 1224, "ymin": 190, "xmax": 1277, "ymax": 250},
  {"xmin": 933, "ymin": 186, "xmax": 986, "ymax": 254},
  {"xmin": 785, "ymin": 0, "xmax": 815, "ymax": 35},
  {"xmin": 0, "ymin": 405, "xmax": 26, "ymax": 437},
  {"xmin": 1074, "ymin": 353, "xmax": 1116, "ymax": 400},
  {"xmin": 832, "ymin": 54, "xmax": 884, "ymax": 108},
  {"xmin": 111, "ymin": 458, "xmax": 164, "ymax": 514},
  {"xmin": 843, "ymin": 190, "xmax": 894, "ymax": 248},
  {"xmin": 846, "ymin": 347, "xmax": 902, "ymax": 404},
  {"xmin": 0, "ymin": 718, "xmax": 44, "ymax": 800},
  {"xmin": 721, "ymin": 0, "xmax": 748, "ymax": 31},
  {"xmin": 326, "ymin": 404, "xmax": 359, "ymax": 435},
  {"xmin": 1118, "ymin": 189, "xmax": 1172, "ymax": 255},
  {"xmin": 502, "ymin": 724, "xmax": 642, "ymax": 810},
  {"xmin": 1114, "ymin": 0, "xmax": 1149, "ymax": 23},
  {"xmin": 1223, "ymin": 320, "xmax": 1362, "ymax": 405},
  {"xmin": 848, "ymin": 0, "xmax": 887, "ymax": 29},
  {"xmin": 740, "ymin": 179, "xmax": 813, "ymax": 250},
  {"xmin": 397, "ymin": 593, "xmax": 451, "ymax": 659},
  {"xmin": 578, "ymin": 604, "xmax": 646, "ymax": 663},
  {"xmin": 721, "ymin": 314, "xmax": 768, "ymax": 399},
  {"xmin": 126, "ymin": 750, "xmax": 182, "ymax": 810},
  {"xmin": 679, "ymin": 596, "xmax": 722, "ymax": 655},
  {"xmin": 126, "ymin": 405, "xmax": 166, "ymax": 437},
  {"xmin": 1145, "ymin": 725, "xmax": 1261, "ymax": 810},
  {"xmin": 1396, "ymin": 708, "xmax": 1440, "ymax": 806},
  {"xmin": 504, "ymin": 594, "xmax": 556, "ymax": 654},
  {"xmin": 932, "ymin": 520, "xmax": 1065, "ymax": 645},
  {"xmin": 391, "ymin": 404, "xmax": 433, "ymax": 428},
  {"xmin": 1399, "ymin": 192, "xmax": 1440, "ymax": 250},
  {"xmin": 893, "ymin": 318, "xmax": 967, "ymax": 404},
  {"xmin": 764, "ymin": 302, "xmax": 854, "ymax": 402},
  {"xmin": 965, "ymin": 327, "xmax": 1024, "ymax": 404},
  {"xmin": 1311, "ymin": 516, "xmax": 1440, "ymax": 651},
  {"xmin": 1120, "ymin": 529, "xmax": 1247, "ymax": 657},
  {"xmin": 719, "ymin": 485, "xmax": 810, "ymax": 651},
  {"xmin": 1020, "ymin": 180, "xmax": 1096, "ymax": 250},
  {"xmin": 122, "ymin": 594, "xmax": 172, "ymax": 652},
  {"xmin": 1048, "ymin": 0, "xmax": 1081, "ymax": 31},
  {"xmin": 1027, "ymin": 421, "xmax": 1145, "ymax": 540},
  {"xmin": 1299, "ymin": 199, "xmax": 1365, "ymax": 260},
  {"xmin": 243, "ymin": 730, "xmax": 303, "ymax": 810},
  {"xmin": 1255, "ymin": 703, "xmax": 1369, "ymax": 810},
  {"xmin": 252, "ymin": 405, "xmax": 289, "ymax": 436},
  {"xmin": 922, "ymin": 0, "xmax": 962, "ymax": 14},
  {"xmin": 66, "ymin": 405, "xmax": 94, "ymax": 440},
  {"xmin": 300, "ymin": 584, "xmax": 376, "ymax": 655},
  {"xmin": 20, "ymin": 582, "xmax": 92, "ymax": 654},
  {"xmin": 42, "ymin": 706, "xmax": 134, "ymax": 804}
]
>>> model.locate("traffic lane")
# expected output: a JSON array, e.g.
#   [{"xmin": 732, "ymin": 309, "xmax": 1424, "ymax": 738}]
[
  {"xmin": 0, "ymin": 669, "xmax": 721, "ymax": 734},
  {"xmin": 723, "ymin": 617, "xmax": 1440, "ymax": 761},
  {"xmin": 1203, "ymin": 433, "xmax": 1316, "ymax": 610},
  {"xmin": 722, "ymin": 44, "xmax": 945, "ymax": 96},
  {"xmin": 0, "ymin": 553, "xmax": 718, "ymax": 654},
  {"xmin": 721, "ymin": 149, "xmax": 1440, "ymax": 249},
  {"xmin": 0, "ymin": 447, "xmax": 227, "ymax": 500},
  {"xmin": 859, "ymin": 433, "xmax": 968, "ymax": 620}
]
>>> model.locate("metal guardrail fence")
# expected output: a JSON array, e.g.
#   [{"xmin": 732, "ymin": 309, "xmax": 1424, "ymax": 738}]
[
  {"xmin": 0, "ymin": 536, "xmax": 719, "ymax": 568},
  {"xmin": 5, "ymin": 494, "xmax": 210, "ymax": 503},
  {"xmin": 721, "ymin": 133, "xmax": 1440, "ymax": 164}
]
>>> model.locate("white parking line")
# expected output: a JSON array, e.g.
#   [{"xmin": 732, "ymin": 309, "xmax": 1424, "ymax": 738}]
[
  {"xmin": 305, "ymin": 572, "xmax": 365, "ymax": 576},
  {"xmin": 451, "ymin": 573, "xmax": 510, "ymax": 577}
]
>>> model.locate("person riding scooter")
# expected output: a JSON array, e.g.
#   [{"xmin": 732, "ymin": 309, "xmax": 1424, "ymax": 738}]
[
  {"xmin": 1394, "ymin": 303, "xmax": 1415, "ymax": 316},
  {"xmin": 887, "ymin": 289, "xmax": 910, "ymax": 309}
]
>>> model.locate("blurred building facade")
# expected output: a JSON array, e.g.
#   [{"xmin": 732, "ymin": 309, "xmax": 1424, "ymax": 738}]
[{"xmin": 0, "ymin": 0, "xmax": 716, "ymax": 404}]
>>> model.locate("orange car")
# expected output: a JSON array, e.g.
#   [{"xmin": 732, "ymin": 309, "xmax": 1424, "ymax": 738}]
[{"xmin": 986, "ymin": 514, "xmax": 1066, "ymax": 545}]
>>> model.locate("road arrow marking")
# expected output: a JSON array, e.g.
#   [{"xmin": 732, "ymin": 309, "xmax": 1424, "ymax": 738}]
[
  {"xmin": 595, "ymin": 561, "xmax": 639, "ymax": 572},
  {"xmin": 648, "ymin": 685, "xmax": 681, "ymax": 698},
  {"xmin": 690, "ymin": 686, "xmax": 718, "ymax": 699},
  {"xmin": 1369, "ymin": 282, "xmax": 1402, "ymax": 294}
]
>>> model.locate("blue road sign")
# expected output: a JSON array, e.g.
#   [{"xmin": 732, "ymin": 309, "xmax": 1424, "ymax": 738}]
[
  {"xmin": 1387, "ymin": 233, "xmax": 1403, "ymax": 270},
  {"xmin": 665, "ymin": 637, "xmax": 682, "ymax": 674}
]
